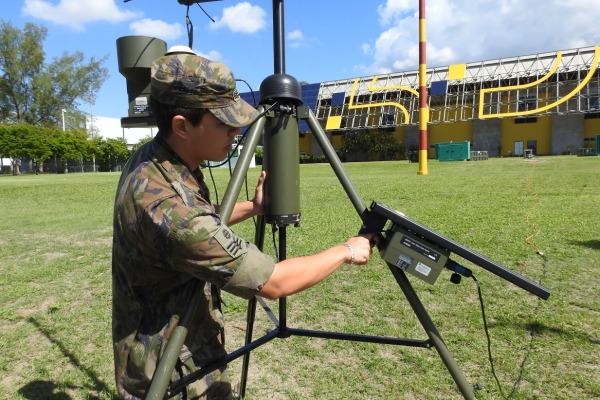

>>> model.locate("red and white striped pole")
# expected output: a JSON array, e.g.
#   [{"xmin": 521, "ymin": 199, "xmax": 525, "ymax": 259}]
[{"xmin": 418, "ymin": 0, "xmax": 429, "ymax": 175}]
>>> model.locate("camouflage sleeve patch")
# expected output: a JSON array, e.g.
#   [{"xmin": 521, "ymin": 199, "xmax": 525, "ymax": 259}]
[
  {"xmin": 213, "ymin": 224, "xmax": 247, "ymax": 259},
  {"xmin": 222, "ymin": 245, "xmax": 275, "ymax": 299}
]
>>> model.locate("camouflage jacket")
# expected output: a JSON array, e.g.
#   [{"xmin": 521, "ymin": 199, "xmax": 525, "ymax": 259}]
[{"xmin": 112, "ymin": 133, "xmax": 274, "ymax": 399}]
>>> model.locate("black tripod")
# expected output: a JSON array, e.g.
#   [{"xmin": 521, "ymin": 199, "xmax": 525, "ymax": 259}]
[{"xmin": 145, "ymin": 1, "xmax": 550, "ymax": 399}]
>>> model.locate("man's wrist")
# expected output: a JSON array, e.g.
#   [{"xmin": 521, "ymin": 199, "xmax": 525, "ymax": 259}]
[
  {"xmin": 342, "ymin": 243, "xmax": 355, "ymax": 265},
  {"xmin": 251, "ymin": 199, "xmax": 263, "ymax": 216}
]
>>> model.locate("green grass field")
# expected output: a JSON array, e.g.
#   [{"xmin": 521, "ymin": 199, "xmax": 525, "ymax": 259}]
[{"xmin": 0, "ymin": 156, "xmax": 599, "ymax": 399}]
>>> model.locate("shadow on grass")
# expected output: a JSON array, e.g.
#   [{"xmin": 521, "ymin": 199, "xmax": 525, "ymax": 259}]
[
  {"xmin": 569, "ymin": 239, "xmax": 600, "ymax": 250},
  {"xmin": 18, "ymin": 380, "xmax": 74, "ymax": 400},
  {"xmin": 21, "ymin": 317, "xmax": 115, "ymax": 399},
  {"xmin": 489, "ymin": 315, "xmax": 598, "ymax": 344}
]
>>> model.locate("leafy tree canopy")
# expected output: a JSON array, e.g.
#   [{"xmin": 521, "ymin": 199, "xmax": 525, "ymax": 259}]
[
  {"xmin": 0, "ymin": 20, "xmax": 109, "ymax": 130},
  {"xmin": 0, "ymin": 124, "xmax": 131, "ymax": 174}
]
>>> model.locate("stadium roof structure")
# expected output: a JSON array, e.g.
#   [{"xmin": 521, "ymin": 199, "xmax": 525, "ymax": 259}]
[{"xmin": 246, "ymin": 45, "xmax": 600, "ymax": 131}]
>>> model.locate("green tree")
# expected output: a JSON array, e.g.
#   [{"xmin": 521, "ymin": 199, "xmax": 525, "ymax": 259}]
[
  {"xmin": 0, "ymin": 124, "xmax": 51, "ymax": 174},
  {"xmin": 0, "ymin": 124, "xmax": 27, "ymax": 174},
  {"xmin": 47, "ymin": 128, "xmax": 90, "ymax": 173},
  {"xmin": 20, "ymin": 125, "xmax": 53, "ymax": 173},
  {"xmin": 131, "ymin": 135, "xmax": 154, "ymax": 152},
  {"xmin": 371, "ymin": 129, "xmax": 403, "ymax": 160},
  {"xmin": 0, "ymin": 23, "xmax": 44, "ymax": 124},
  {"xmin": 97, "ymin": 138, "xmax": 130, "ymax": 172},
  {"xmin": 0, "ymin": 123, "xmax": 131, "ymax": 174},
  {"xmin": 88, "ymin": 136, "xmax": 104, "ymax": 171},
  {"xmin": 341, "ymin": 129, "xmax": 373, "ymax": 161},
  {"xmin": 0, "ymin": 20, "xmax": 109, "ymax": 128},
  {"xmin": 68, "ymin": 129, "xmax": 93, "ymax": 172}
]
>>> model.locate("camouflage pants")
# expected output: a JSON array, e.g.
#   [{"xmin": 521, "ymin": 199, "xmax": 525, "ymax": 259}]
[{"xmin": 176, "ymin": 358, "xmax": 232, "ymax": 400}]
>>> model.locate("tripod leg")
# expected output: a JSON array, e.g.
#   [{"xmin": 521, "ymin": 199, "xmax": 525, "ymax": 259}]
[
  {"xmin": 220, "ymin": 108, "xmax": 267, "ymax": 222},
  {"xmin": 239, "ymin": 296, "xmax": 258, "ymax": 398},
  {"xmin": 277, "ymin": 226, "xmax": 288, "ymax": 333},
  {"xmin": 389, "ymin": 266, "xmax": 475, "ymax": 399},
  {"xmin": 303, "ymin": 107, "xmax": 474, "ymax": 399},
  {"xmin": 239, "ymin": 214, "xmax": 267, "ymax": 398},
  {"xmin": 145, "ymin": 280, "xmax": 204, "ymax": 400}
]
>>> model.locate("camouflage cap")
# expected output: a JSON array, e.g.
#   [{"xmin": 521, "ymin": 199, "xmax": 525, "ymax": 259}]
[{"xmin": 151, "ymin": 53, "xmax": 259, "ymax": 128}]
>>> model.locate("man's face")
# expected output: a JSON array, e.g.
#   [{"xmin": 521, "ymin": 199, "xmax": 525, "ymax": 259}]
[{"xmin": 187, "ymin": 111, "xmax": 241, "ymax": 164}]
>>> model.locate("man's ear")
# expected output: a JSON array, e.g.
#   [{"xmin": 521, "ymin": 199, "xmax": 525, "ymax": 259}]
[{"xmin": 171, "ymin": 115, "xmax": 188, "ymax": 140}]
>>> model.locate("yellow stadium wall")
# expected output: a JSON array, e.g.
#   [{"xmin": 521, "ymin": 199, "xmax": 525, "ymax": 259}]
[
  {"xmin": 428, "ymin": 121, "xmax": 473, "ymax": 158},
  {"xmin": 331, "ymin": 134, "xmax": 344, "ymax": 150},
  {"xmin": 583, "ymin": 118, "xmax": 600, "ymax": 141},
  {"xmin": 500, "ymin": 116, "xmax": 552, "ymax": 156},
  {"xmin": 391, "ymin": 125, "xmax": 405, "ymax": 144},
  {"xmin": 299, "ymin": 132, "xmax": 312, "ymax": 154},
  {"xmin": 391, "ymin": 125, "xmax": 405, "ymax": 160},
  {"xmin": 298, "ymin": 131, "xmax": 346, "ymax": 155}
]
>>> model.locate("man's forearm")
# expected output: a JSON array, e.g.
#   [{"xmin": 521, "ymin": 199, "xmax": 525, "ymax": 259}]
[
  {"xmin": 226, "ymin": 200, "xmax": 259, "ymax": 225},
  {"xmin": 257, "ymin": 245, "xmax": 352, "ymax": 300}
]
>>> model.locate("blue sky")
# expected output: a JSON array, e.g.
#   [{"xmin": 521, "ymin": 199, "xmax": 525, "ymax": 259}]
[{"xmin": 5, "ymin": 0, "xmax": 600, "ymax": 120}]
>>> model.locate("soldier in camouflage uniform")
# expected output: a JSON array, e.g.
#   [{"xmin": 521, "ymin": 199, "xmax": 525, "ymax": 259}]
[{"xmin": 112, "ymin": 49, "xmax": 374, "ymax": 399}]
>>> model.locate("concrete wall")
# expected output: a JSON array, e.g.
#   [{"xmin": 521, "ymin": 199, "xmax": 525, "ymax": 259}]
[
  {"xmin": 309, "ymin": 130, "xmax": 332, "ymax": 157},
  {"xmin": 405, "ymin": 125, "xmax": 420, "ymax": 150},
  {"xmin": 473, "ymin": 119, "xmax": 501, "ymax": 156},
  {"xmin": 551, "ymin": 114, "xmax": 584, "ymax": 155}
]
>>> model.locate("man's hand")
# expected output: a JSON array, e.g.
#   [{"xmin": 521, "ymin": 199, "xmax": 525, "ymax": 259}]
[
  {"xmin": 343, "ymin": 234, "xmax": 376, "ymax": 265},
  {"xmin": 251, "ymin": 171, "xmax": 267, "ymax": 216}
]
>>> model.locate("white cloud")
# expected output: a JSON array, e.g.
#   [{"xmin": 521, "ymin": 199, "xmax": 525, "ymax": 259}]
[
  {"xmin": 377, "ymin": 0, "xmax": 414, "ymax": 26},
  {"xmin": 211, "ymin": 2, "xmax": 266, "ymax": 34},
  {"xmin": 287, "ymin": 29, "xmax": 310, "ymax": 49},
  {"xmin": 288, "ymin": 29, "xmax": 303, "ymax": 40},
  {"xmin": 129, "ymin": 19, "xmax": 185, "ymax": 42},
  {"xmin": 195, "ymin": 50, "xmax": 223, "ymax": 62},
  {"xmin": 22, "ymin": 0, "xmax": 140, "ymax": 31},
  {"xmin": 360, "ymin": 0, "xmax": 600, "ymax": 75}
]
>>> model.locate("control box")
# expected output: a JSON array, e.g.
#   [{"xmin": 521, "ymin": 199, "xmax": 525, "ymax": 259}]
[{"xmin": 381, "ymin": 223, "xmax": 449, "ymax": 285}]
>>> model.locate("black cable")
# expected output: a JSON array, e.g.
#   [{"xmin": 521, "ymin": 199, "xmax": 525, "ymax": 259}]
[
  {"xmin": 198, "ymin": 79, "xmax": 273, "ymax": 241},
  {"xmin": 505, "ymin": 251, "xmax": 548, "ymax": 399},
  {"xmin": 241, "ymin": 168, "xmax": 255, "ymax": 229},
  {"xmin": 195, "ymin": 2, "xmax": 216, "ymax": 23},
  {"xmin": 185, "ymin": 6, "xmax": 193, "ymax": 49},
  {"xmin": 235, "ymin": 79, "xmax": 258, "ymax": 107},
  {"xmin": 201, "ymin": 144, "xmax": 241, "ymax": 169},
  {"xmin": 235, "ymin": 78, "xmax": 279, "ymax": 253},
  {"xmin": 271, "ymin": 225, "xmax": 279, "ymax": 261},
  {"xmin": 200, "ymin": 102, "xmax": 276, "ymax": 170},
  {"xmin": 472, "ymin": 273, "xmax": 507, "ymax": 397},
  {"xmin": 206, "ymin": 164, "xmax": 219, "ymax": 204},
  {"xmin": 199, "ymin": 88, "xmax": 264, "ymax": 171},
  {"xmin": 184, "ymin": 1, "xmax": 217, "ymax": 49},
  {"xmin": 472, "ymin": 250, "xmax": 548, "ymax": 399}
]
